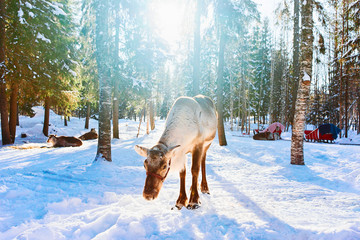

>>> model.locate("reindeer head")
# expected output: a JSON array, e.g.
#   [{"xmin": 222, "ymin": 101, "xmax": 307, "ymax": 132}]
[
  {"xmin": 47, "ymin": 134, "xmax": 57, "ymax": 143},
  {"xmin": 134, "ymin": 144, "xmax": 180, "ymax": 201}
]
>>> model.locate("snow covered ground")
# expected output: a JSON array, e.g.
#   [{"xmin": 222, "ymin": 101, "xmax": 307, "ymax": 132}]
[{"xmin": 0, "ymin": 107, "xmax": 360, "ymax": 239}]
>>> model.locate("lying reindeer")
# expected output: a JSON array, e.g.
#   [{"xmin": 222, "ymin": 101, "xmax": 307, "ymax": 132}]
[
  {"xmin": 47, "ymin": 135, "xmax": 83, "ymax": 147},
  {"xmin": 253, "ymin": 126, "xmax": 281, "ymax": 141},
  {"xmin": 253, "ymin": 131, "xmax": 274, "ymax": 140},
  {"xmin": 79, "ymin": 128, "xmax": 98, "ymax": 140},
  {"xmin": 135, "ymin": 95, "xmax": 217, "ymax": 210}
]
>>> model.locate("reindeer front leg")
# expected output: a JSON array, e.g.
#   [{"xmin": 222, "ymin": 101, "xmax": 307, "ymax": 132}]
[
  {"xmin": 201, "ymin": 144, "xmax": 211, "ymax": 194},
  {"xmin": 188, "ymin": 146, "xmax": 202, "ymax": 209},
  {"xmin": 175, "ymin": 167, "xmax": 188, "ymax": 210}
]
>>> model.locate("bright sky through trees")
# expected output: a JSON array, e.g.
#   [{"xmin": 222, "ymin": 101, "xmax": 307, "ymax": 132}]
[
  {"xmin": 253, "ymin": 0, "xmax": 277, "ymax": 19},
  {"xmin": 149, "ymin": 0, "xmax": 277, "ymax": 50},
  {"xmin": 150, "ymin": 0, "xmax": 191, "ymax": 49}
]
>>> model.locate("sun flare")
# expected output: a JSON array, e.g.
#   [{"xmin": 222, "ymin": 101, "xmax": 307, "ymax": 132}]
[{"xmin": 149, "ymin": 0, "xmax": 191, "ymax": 47}]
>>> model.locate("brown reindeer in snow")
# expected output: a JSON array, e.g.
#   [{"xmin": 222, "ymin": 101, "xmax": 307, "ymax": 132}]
[
  {"xmin": 79, "ymin": 128, "xmax": 98, "ymax": 140},
  {"xmin": 253, "ymin": 131, "xmax": 274, "ymax": 140},
  {"xmin": 134, "ymin": 95, "xmax": 217, "ymax": 210},
  {"xmin": 47, "ymin": 135, "xmax": 83, "ymax": 147}
]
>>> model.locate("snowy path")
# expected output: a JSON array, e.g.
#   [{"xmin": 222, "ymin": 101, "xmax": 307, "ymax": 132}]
[{"xmin": 1, "ymin": 116, "xmax": 360, "ymax": 239}]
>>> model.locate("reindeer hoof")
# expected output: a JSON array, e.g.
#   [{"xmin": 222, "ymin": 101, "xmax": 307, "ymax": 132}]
[
  {"xmin": 187, "ymin": 202, "xmax": 201, "ymax": 210},
  {"xmin": 172, "ymin": 204, "xmax": 184, "ymax": 210},
  {"xmin": 201, "ymin": 183, "xmax": 210, "ymax": 194},
  {"xmin": 201, "ymin": 189, "xmax": 210, "ymax": 195}
]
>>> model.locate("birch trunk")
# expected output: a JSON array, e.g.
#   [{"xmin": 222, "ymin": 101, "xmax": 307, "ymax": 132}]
[
  {"xmin": 95, "ymin": 0, "xmax": 111, "ymax": 161},
  {"xmin": 290, "ymin": 0, "xmax": 300, "ymax": 126},
  {"xmin": 291, "ymin": 0, "xmax": 313, "ymax": 165}
]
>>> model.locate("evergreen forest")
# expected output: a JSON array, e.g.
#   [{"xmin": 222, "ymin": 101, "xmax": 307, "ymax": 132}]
[{"xmin": 0, "ymin": 0, "xmax": 359, "ymax": 162}]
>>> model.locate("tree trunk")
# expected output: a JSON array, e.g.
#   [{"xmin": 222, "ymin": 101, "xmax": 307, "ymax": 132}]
[
  {"xmin": 333, "ymin": 1, "xmax": 340, "ymax": 126},
  {"xmin": 343, "ymin": 0, "xmax": 349, "ymax": 138},
  {"xmin": 137, "ymin": 107, "xmax": 145, "ymax": 138},
  {"xmin": 64, "ymin": 115, "xmax": 67, "ymax": 126},
  {"xmin": 150, "ymin": 100, "xmax": 155, "ymax": 130},
  {"xmin": 113, "ymin": 90, "xmax": 119, "ymax": 139},
  {"xmin": 146, "ymin": 101, "xmax": 150, "ymax": 135},
  {"xmin": 16, "ymin": 105, "xmax": 19, "ymax": 126},
  {"xmin": 230, "ymin": 74, "xmax": 233, "ymax": 131},
  {"xmin": 291, "ymin": 0, "xmax": 313, "ymax": 165},
  {"xmin": 193, "ymin": 0, "xmax": 201, "ymax": 96},
  {"xmin": 269, "ymin": 50, "xmax": 275, "ymax": 124},
  {"xmin": 290, "ymin": 0, "xmax": 301, "ymax": 126},
  {"xmin": 42, "ymin": 97, "xmax": 50, "ymax": 137},
  {"xmin": 0, "ymin": 0, "xmax": 11, "ymax": 145},
  {"xmin": 248, "ymin": 110, "xmax": 251, "ymax": 135},
  {"xmin": 112, "ymin": 0, "xmax": 120, "ymax": 139},
  {"xmin": 280, "ymin": 58, "xmax": 288, "ymax": 125},
  {"xmin": 9, "ymin": 82, "xmax": 18, "ymax": 143},
  {"xmin": 85, "ymin": 101, "xmax": 90, "ymax": 129},
  {"xmin": 237, "ymin": 85, "xmax": 241, "ymax": 131},
  {"xmin": 95, "ymin": 0, "xmax": 111, "ymax": 162},
  {"xmin": 0, "ymin": 83, "xmax": 11, "ymax": 145},
  {"xmin": 258, "ymin": 67, "xmax": 263, "ymax": 130},
  {"xmin": 357, "ymin": 98, "xmax": 360, "ymax": 134},
  {"xmin": 216, "ymin": 27, "xmax": 227, "ymax": 146},
  {"xmin": 237, "ymin": 74, "xmax": 243, "ymax": 131}
]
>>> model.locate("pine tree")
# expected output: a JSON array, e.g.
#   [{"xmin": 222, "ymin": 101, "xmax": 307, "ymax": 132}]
[
  {"xmin": 79, "ymin": 0, "xmax": 99, "ymax": 130},
  {"xmin": 214, "ymin": 0, "xmax": 258, "ymax": 146}
]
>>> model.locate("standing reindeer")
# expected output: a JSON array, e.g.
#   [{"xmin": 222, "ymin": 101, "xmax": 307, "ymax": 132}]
[{"xmin": 135, "ymin": 95, "xmax": 217, "ymax": 209}]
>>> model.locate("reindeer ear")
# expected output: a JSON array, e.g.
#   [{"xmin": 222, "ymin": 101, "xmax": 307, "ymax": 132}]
[
  {"xmin": 166, "ymin": 145, "xmax": 180, "ymax": 157},
  {"xmin": 134, "ymin": 145, "xmax": 149, "ymax": 157}
]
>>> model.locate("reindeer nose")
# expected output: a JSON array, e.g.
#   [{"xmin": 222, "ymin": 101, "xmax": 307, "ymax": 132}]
[{"xmin": 143, "ymin": 191, "xmax": 157, "ymax": 201}]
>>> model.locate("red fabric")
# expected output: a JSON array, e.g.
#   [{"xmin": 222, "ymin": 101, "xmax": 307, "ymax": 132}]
[{"xmin": 260, "ymin": 122, "xmax": 285, "ymax": 134}]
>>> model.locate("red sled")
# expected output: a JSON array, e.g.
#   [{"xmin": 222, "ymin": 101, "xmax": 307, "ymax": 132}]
[{"xmin": 304, "ymin": 124, "xmax": 341, "ymax": 143}]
